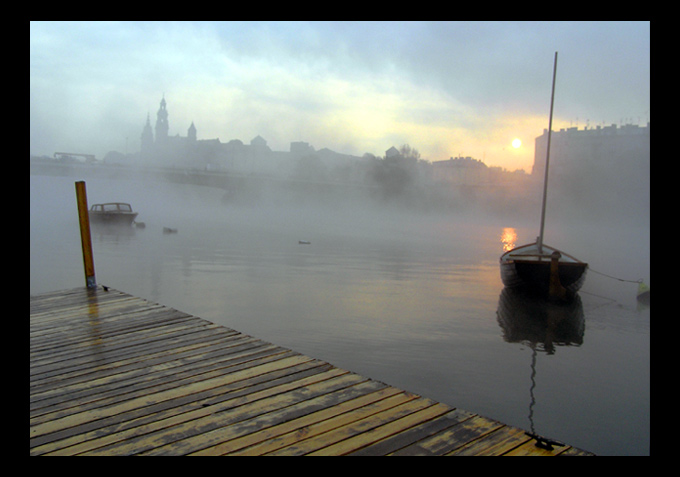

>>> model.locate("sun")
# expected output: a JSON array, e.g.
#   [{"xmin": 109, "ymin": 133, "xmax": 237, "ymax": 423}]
[{"xmin": 511, "ymin": 138, "xmax": 522, "ymax": 149}]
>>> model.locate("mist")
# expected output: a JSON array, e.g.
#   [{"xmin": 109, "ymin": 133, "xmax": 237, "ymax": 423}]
[
  {"xmin": 30, "ymin": 136, "xmax": 649, "ymax": 297},
  {"xmin": 30, "ymin": 21, "xmax": 650, "ymax": 174},
  {"xmin": 30, "ymin": 115, "xmax": 650, "ymax": 239},
  {"xmin": 29, "ymin": 163, "xmax": 650, "ymax": 455},
  {"xmin": 29, "ymin": 21, "xmax": 649, "ymax": 455}
]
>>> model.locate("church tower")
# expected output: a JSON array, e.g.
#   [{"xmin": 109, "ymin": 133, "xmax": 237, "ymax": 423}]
[
  {"xmin": 141, "ymin": 113, "xmax": 154, "ymax": 154},
  {"xmin": 188, "ymin": 121, "xmax": 197, "ymax": 142},
  {"xmin": 155, "ymin": 95, "xmax": 169, "ymax": 143}
]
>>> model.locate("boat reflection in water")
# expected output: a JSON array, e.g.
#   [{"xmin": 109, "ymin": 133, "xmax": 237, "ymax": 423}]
[
  {"xmin": 497, "ymin": 287, "xmax": 584, "ymax": 354},
  {"xmin": 496, "ymin": 287, "xmax": 585, "ymax": 450}
]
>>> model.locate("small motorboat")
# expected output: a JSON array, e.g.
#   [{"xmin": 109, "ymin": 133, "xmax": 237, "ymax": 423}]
[{"xmin": 89, "ymin": 202, "xmax": 138, "ymax": 226}]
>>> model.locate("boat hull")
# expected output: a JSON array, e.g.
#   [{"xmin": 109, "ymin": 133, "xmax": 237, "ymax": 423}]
[
  {"xmin": 89, "ymin": 211, "xmax": 138, "ymax": 226},
  {"xmin": 89, "ymin": 202, "xmax": 138, "ymax": 226},
  {"xmin": 500, "ymin": 243, "xmax": 587, "ymax": 297}
]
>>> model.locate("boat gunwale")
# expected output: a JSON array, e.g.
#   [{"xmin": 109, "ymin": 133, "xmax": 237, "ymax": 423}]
[{"xmin": 500, "ymin": 242, "xmax": 586, "ymax": 265}]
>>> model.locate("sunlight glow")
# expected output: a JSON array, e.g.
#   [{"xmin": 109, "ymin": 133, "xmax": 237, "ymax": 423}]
[{"xmin": 501, "ymin": 227, "xmax": 517, "ymax": 252}]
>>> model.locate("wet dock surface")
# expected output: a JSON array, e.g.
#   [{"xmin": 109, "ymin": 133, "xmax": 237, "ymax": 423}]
[{"xmin": 30, "ymin": 287, "xmax": 593, "ymax": 455}]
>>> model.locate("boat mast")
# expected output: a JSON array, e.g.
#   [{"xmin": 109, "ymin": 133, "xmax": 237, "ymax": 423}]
[{"xmin": 538, "ymin": 51, "xmax": 558, "ymax": 254}]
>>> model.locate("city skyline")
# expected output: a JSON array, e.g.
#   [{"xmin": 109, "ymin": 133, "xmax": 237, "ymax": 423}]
[{"xmin": 30, "ymin": 21, "xmax": 650, "ymax": 173}]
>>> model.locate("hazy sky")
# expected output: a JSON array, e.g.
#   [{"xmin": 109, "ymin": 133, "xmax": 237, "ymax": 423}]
[{"xmin": 30, "ymin": 21, "xmax": 649, "ymax": 172}]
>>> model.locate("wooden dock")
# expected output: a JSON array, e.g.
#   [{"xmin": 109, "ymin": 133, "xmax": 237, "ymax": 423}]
[{"xmin": 30, "ymin": 287, "xmax": 593, "ymax": 456}]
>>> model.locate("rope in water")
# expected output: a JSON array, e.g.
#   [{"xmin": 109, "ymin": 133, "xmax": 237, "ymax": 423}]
[{"xmin": 589, "ymin": 268, "xmax": 643, "ymax": 284}]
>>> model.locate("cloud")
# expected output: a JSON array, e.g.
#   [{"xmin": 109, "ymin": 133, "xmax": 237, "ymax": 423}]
[{"xmin": 30, "ymin": 21, "xmax": 649, "ymax": 172}]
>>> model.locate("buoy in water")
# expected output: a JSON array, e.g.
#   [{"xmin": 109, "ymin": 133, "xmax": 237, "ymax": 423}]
[{"xmin": 637, "ymin": 281, "xmax": 650, "ymax": 305}]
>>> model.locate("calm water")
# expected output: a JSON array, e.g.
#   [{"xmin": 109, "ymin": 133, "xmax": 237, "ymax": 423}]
[{"xmin": 30, "ymin": 172, "xmax": 650, "ymax": 455}]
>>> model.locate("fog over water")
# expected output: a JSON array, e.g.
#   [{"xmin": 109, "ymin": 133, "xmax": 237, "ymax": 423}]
[
  {"xmin": 30, "ymin": 21, "xmax": 649, "ymax": 455},
  {"xmin": 30, "ymin": 166, "xmax": 649, "ymax": 455}
]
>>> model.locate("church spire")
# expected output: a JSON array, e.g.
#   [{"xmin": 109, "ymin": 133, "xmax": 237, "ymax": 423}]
[
  {"xmin": 155, "ymin": 94, "xmax": 169, "ymax": 143},
  {"xmin": 141, "ymin": 113, "xmax": 154, "ymax": 154}
]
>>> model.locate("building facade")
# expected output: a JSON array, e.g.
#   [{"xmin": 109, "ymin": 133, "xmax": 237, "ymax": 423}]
[
  {"xmin": 532, "ymin": 122, "xmax": 650, "ymax": 178},
  {"xmin": 531, "ymin": 122, "xmax": 650, "ymax": 221}
]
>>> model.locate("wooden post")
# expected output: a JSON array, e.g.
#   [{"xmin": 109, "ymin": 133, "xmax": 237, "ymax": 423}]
[{"xmin": 75, "ymin": 181, "xmax": 96, "ymax": 289}]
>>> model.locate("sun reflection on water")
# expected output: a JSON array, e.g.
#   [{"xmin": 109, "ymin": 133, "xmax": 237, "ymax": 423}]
[{"xmin": 501, "ymin": 227, "xmax": 517, "ymax": 252}]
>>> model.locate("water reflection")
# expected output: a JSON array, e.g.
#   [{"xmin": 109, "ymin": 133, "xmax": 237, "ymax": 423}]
[
  {"xmin": 496, "ymin": 288, "xmax": 585, "ymax": 354},
  {"xmin": 90, "ymin": 222, "xmax": 137, "ymax": 242},
  {"xmin": 30, "ymin": 173, "xmax": 650, "ymax": 454},
  {"xmin": 500, "ymin": 227, "xmax": 517, "ymax": 253},
  {"xmin": 496, "ymin": 288, "xmax": 585, "ymax": 448}
]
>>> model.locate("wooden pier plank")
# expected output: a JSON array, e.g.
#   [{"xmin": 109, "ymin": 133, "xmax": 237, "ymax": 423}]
[
  {"xmin": 135, "ymin": 371, "xmax": 370, "ymax": 456},
  {"xmin": 34, "ymin": 360, "xmax": 335, "ymax": 456},
  {"xmin": 305, "ymin": 402, "xmax": 455, "ymax": 456},
  {"xmin": 31, "ymin": 353, "xmax": 316, "ymax": 440},
  {"xmin": 82, "ymin": 368, "xmax": 358, "ymax": 456},
  {"xmin": 30, "ymin": 336, "xmax": 276, "ymax": 417},
  {"xmin": 30, "ymin": 287, "xmax": 594, "ymax": 456},
  {"xmin": 446, "ymin": 425, "xmax": 532, "ymax": 456},
  {"xmin": 263, "ymin": 394, "xmax": 433, "ymax": 455},
  {"xmin": 389, "ymin": 414, "xmax": 505, "ymax": 456},
  {"xmin": 347, "ymin": 408, "xmax": 475, "ymax": 456},
  {"xmin": 29, "ymin": 341, "xmax": 290, "ymax": 426},
  {"xmin": 226, "ymin": 390, "xmax": 418, "ymax": 455},
  {"xmin": 192, "ymin": 386, "xmax": 403, "ymax": 456}
]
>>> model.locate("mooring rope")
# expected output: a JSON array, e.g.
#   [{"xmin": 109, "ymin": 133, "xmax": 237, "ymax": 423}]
[{"xmin": 589, "ymin": 268, "xmax": 643, "ymax": 284}]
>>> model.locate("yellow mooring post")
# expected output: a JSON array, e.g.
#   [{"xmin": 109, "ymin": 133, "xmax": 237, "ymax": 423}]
[{"xmin": 75, "ymin": 181, "xmax": 96, "ymax": 289}]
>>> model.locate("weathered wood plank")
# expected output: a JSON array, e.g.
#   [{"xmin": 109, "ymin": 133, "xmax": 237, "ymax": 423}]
[
  {"xmin": 30, "ymin": 318, "xmax": 226, "ymax": 377},
  {"xmin": 30, "ymin": 287, "xmax": 594, "ymax": 456},
  {"xmin": 30, "ymin": 306, "xmax": 192, "ymax": 351},
  {"xmin": 30, "ymin": 353, "xmax": 316, "ymax": 440},
  {"xmin": 31, "ymin": 352, "xmax": 315, "ymax": 451},
  {"xmin": 502, "ymin": 439, "xmax": 572, "ymax": 456},
  {"xmin": 231, "ymin": 391, "xmax": 421, "ymax": 456},
  {"xmin": 135, "ymin": 372, "xmax": 370, "ymax": 456},
  {"xmin": 80, "ymin": 368, "xmax": 357, "ymax": 456},
  {"xmin": 29, "ymin": 341, "xmax": 287, "ymax": 422},
  {"xmin": 30, "ymin": 337, "xmax": 275, "ymax": 412},
  {"xmin": 193, "ymin": 386, "xmax": 402, "ymax": 456},
  {"xmin": 33, "ymin": 360, "xmax": 335, "ymax": 455},
  {"xmin": 30, "ymin": 325, "xmax": 247, "ymax": 391},
  {"xmin": 390, "ymin": 414, "xmax": 505, "ymax": 456},
  {"xmin": 348, "ymin": 408, "xmax": 475, "ymax": 456},
  {"xmin": 267, "ymin": 396, "xmax": 436, "ymax": 455},
  {"xmin": 446, "ymin": 425, "xmax": 532, "ymax": 455},
  {"xmin": 306, "ymin": 402, "xmax": 455, "ymax": 456}
]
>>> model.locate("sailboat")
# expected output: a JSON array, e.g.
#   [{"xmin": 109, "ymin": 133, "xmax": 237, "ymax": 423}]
[{"xmin": 500, "ymin": 52, "xmax": 588, "ymax": 300}]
